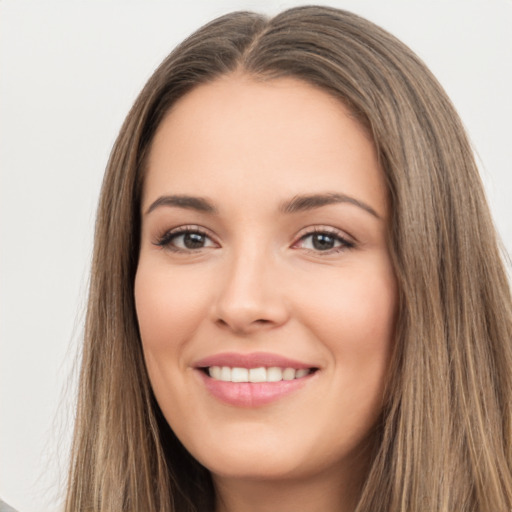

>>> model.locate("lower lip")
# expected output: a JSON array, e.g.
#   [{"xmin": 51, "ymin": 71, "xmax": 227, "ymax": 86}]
[{"xmin": 196, "ymin": 370, "xmax": 314, "ymax": 407}]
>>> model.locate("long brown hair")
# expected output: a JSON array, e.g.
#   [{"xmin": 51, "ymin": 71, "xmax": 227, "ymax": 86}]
[{"xmin": 65, "ymin": 6, "xmax": 512, "ymax": 511}]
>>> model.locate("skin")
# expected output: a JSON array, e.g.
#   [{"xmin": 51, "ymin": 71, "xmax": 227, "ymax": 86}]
[{"xmin": 135, "ymin": 74, "xmax": 397, "ymax": 512}]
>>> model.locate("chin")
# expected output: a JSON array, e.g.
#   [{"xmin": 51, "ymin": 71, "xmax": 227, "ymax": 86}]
[
  {"xmin": 202, "ymin": 451, "xmax": 309, "ymax": 481},
  {"xmin": 182, "ymin": 423, "xmax": 356, "ymax": 484}
]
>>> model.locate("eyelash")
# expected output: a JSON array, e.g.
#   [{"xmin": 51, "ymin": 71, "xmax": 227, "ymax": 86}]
[
  {"xmin": 153, "ymin": 225, "xmax": 355, "ymax": 255},
  {"xmin": 294, "ymin": 227, "xmax": 355, "ymax": 254},
  {"xmin": 154, "ymin": 225, "xmax": 216, "ymax": 253}
]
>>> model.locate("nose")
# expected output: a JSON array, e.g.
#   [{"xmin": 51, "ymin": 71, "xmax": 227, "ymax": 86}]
[{"xmin": 212, "ymin": 247, "xmax": 290, "ymax": 335}]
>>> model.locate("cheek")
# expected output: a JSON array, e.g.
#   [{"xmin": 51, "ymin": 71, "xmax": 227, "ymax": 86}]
[
  {"xmin": 134, "ymin": 262, "xmax": 211, "ymax": 352},
  {"xmin": 134, "ymin": 262, "xmax": 212, "ymax": 420},
  {"xmin": 297, "ymin": 258, "xmax": 397, "ymax": 373},
  {"xmin": 307, "ymin": 262, "xmax": 397, "ymax": 330}
]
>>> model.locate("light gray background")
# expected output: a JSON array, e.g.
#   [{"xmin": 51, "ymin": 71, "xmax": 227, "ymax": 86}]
[{"xmin": 1, "ymin": 1, "xmax": 511, "ymax": 511}]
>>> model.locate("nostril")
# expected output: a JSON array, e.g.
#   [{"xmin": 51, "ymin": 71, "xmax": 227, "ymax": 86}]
[{"xmin": 215, "ymin": 316, "xmax": 274, "ymax": 333}]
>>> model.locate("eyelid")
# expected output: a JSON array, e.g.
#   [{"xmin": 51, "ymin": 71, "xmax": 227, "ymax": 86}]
[
  {"xmin": 292, "ymin": 225, "xmax": 356, "ymax": 253},
  {"xmin": 153, "ymin": 224, "xmax": 219, "ymax": 251},
  {"xmin": 151, "ymin": 224, "xmax": 355, "ymax": 254},
  {"xmin": 294, "ymin": 225, "xmax": 355, "ymax": 242}
]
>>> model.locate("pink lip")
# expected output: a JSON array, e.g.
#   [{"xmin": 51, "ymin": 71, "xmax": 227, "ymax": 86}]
[
  {"xmin": 194, "ymin": 351, "xmax": 315, "ymax": 370},
  {"xmin": 193, "ymin": 352, "xmax": 318, "ymax": 408}
]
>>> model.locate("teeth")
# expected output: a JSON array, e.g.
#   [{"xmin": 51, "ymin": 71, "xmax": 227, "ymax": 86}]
[
  {"xmin": 220, "ymin": 366, "xmax": 231, "ymax": 381},
  {"xmin": 208, "ymin": 366, "xmax": 312, "ymax": 383},
  {"xmin": 295, "ymin": 368, "xmax": 309, "ymax": 378},
  {"xmin": 282, "ymin": 368, "xmax": 296, "ymax": 380},
  {"xmin": 231, "ymin": 367, "xmax": 249, "ymax": 382},
  {"xmin": 249, "ymin": 367, "xmax": 267, "ymax": 383},
  {"xmin": 210, "ymin": 366, "xmax": 222, "ymax": 380},
  {"xmin": 267, "ymin": 367, "xmax": 283, "ymax": 382}
]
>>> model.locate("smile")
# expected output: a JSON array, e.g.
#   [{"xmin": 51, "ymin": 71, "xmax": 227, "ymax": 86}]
[
  {"xmin": 194, "ymin": 352, "xmax": 319, "ymax": 407},
  {"xmin": 207, "ymin": 366, "xmax": 312, "ymax": 382}
]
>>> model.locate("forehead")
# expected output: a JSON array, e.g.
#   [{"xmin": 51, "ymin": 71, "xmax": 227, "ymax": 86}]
[{"xmin": 143, "ymin": 74, "xmax": 387, "ymax": 217}]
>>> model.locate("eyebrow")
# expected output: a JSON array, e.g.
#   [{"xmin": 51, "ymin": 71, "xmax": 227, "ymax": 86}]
[
  {"xmin": 280, "ymin": 193, "xmax": 380, "ymax": 218},
  {"xmin": 145, "ymin": 192, "xmax": 380, "ymax": 219},
  {"xmin": 145, "ymin": 195, "xmax": 218, "ymax": 215}
]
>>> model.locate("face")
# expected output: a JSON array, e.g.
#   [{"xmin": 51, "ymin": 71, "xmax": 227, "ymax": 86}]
[{"xmin": 135, "ymin": 75, "xmax": 397, "ymax": 486}]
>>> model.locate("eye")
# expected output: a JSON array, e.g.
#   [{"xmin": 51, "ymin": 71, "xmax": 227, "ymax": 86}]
[
  {"xmin": 154, "ymin": 227, "xmax": 217, "ymax": 252},
  {"xmin": 295, "ymin": 229, "xmax": 354, "ymax": 253}
]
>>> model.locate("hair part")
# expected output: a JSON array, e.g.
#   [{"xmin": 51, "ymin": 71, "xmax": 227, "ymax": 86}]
[{"xmin": 66, "ymin": 6, "xmax": 512, "ymax": 511}]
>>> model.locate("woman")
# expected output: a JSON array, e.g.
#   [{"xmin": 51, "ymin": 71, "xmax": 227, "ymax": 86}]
[{"xmin": 65, "ymin": 6, "xmax": 512, "ymax": 511}]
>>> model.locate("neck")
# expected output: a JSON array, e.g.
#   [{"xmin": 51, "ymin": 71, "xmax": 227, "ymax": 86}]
[{"xmin": 213, "ymin": 460, "xmax": 366, "ymax": 512}]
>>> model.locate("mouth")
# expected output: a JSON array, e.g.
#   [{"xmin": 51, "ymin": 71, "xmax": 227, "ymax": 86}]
[
  {"xmin": 193, "ymin": 352, "xmax": 319, "ymax": 407},
  {"xmin": 201, "ymin": 366, "xmax": 316, "ymax": 382}
]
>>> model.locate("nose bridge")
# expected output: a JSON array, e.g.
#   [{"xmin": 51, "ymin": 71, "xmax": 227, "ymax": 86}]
[{"xmin": 213, "ymin": 239, "xmax": 288, "ymax": 332}]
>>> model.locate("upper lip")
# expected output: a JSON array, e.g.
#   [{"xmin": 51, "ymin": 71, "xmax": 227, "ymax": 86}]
[{"xmin": 194, "ymin": 352, "xmax": 317, "ymax": 370}]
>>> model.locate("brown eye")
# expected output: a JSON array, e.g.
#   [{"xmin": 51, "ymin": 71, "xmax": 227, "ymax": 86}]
[
  {"xmin": 180, "ymin": 232, "xmax": 208, "ymax": 249},
  {"xmin": 155, "ymin": 228, "xmax": 217, "ymax": 252},
  {"xmin": 310, "ymin": 233, "xmax": 337, "ymax": 251},
  {"xmin": 296, "ymin": 230, "xmax": 354, "ymax": 253}
]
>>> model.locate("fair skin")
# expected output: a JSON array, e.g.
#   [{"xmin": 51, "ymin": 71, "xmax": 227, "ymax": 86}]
[{"xmin": 134, "ymin": 74, "xmax": 397, "ymax": 512}]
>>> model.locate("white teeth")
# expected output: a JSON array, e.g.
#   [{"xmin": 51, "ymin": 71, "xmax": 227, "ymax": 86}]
[
  {"xmin": 267, "ymin": 367, "xmax": 283, "ymax": 382},
  {"xmin": 220, "ymin": 366, "xmax": 231, "ymax": 381},
  {"xmin": 231, "ymin": 367, "xmax": 249, "ymax": 382},
  {"xmin": 210, "ymin": 366, "xmax": 222, "ymax": 380},
  {"xmin": 282, "ymin": 367, "xmax": 296, "ymax": 380},
  {"xmin": 249, "ymin": 367, "xmax": 267, "ymax": 382},
  {"xmin": 208, "ymin": 366, "xmax": 312, "ymax": 383}
]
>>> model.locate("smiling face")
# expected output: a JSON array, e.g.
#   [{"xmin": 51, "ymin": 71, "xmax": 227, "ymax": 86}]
[{"xmin": 134, "ymin": 75, "xmax": 397, "ymax": 489}]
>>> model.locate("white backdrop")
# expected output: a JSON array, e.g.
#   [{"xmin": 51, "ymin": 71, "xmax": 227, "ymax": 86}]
[{"xmin": 1, "ymin": 1, "xmax": 511, "ymax": 510}]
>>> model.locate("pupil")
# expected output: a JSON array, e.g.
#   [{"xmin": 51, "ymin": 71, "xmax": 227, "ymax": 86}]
[
  {"xmin": 184, "ymin": 233, "xmax": 205, "ymax": 249},
  {"xmin": 312, "ymin": 233, "xmax": 335, "ymax": 250}
]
